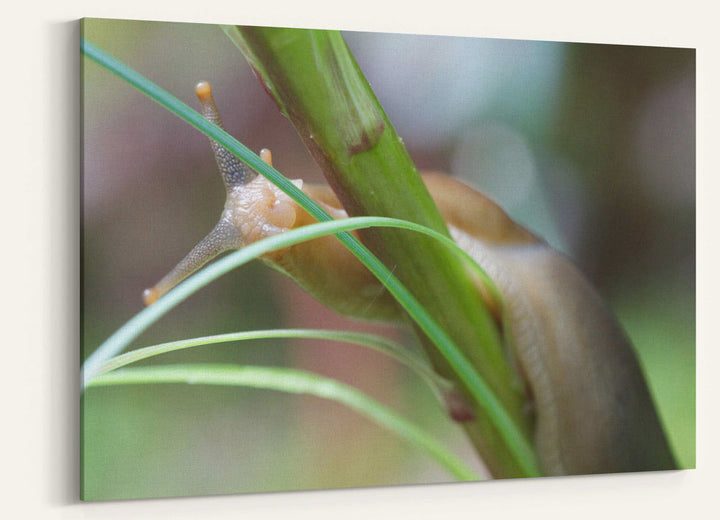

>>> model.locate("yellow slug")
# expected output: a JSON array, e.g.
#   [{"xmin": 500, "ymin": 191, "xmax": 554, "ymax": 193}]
[{"xmin": 144, "ymin": 81, "xmax": 677, "ymax": 477}]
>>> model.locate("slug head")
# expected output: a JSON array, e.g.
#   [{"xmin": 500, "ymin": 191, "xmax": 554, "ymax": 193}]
[{"xmin": 143, "ymin": 82, "xmax": 300, "ymax": 305}]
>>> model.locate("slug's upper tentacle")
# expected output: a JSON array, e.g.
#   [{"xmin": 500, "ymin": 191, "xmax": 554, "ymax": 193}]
[{"xmin": 195, "ymin": 81, "xmax": 257, "ymax": 189}]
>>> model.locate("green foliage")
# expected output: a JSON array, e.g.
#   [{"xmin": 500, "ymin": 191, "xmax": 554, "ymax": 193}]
[{"xmin": 81, "ymin": 38, "xmax": 540, "ymax": 477}]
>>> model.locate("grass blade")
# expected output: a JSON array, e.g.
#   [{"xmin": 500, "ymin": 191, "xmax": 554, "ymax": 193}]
[
  {"xmin": 95, "ymin": 328, "xmax": 453, "ymax": 398},
  {"xmin": 87, "ymin": 364, "xmax": 482, "ymax": 482}
]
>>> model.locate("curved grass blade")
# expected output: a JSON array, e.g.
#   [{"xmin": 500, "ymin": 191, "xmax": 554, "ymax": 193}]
[
  {"xmin": 87, "ymin": 364, "xmax": 482, "ymax": 482},
  {"xmin": 95, "ymin": 328, "xmax": 453, "ymax": 397}
]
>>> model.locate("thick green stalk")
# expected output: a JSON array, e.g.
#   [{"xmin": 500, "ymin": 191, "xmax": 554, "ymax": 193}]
[{"xmin": 225, "ymin": 26, "xmax": 535, "ymax": 478}]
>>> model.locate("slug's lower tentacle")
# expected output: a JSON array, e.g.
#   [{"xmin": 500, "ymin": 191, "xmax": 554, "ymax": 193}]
[{"xmin": 143, "ymin": 219, "xmax": 242, "ymax": 305}]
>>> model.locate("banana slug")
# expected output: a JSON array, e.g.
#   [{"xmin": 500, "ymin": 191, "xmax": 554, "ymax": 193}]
[{"xmin": 143, "ymin": 81, "xmax": 676, "ymax": 476}]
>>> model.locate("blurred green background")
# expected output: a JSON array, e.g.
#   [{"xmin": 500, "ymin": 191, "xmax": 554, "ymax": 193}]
[{"xmin": 81, "ymin": 19, "xmax": 695, "ymax": 500}]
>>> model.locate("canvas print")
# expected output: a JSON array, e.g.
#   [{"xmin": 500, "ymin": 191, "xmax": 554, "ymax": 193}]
[{"xmin": 80, "ymin": 18, "xmax": 695, "ymax": 500}]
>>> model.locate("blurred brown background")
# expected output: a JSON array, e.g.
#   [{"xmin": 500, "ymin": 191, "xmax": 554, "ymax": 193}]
[{"xmin": 81, "ymin": 19, "xmax": 694, "ymax": 500}]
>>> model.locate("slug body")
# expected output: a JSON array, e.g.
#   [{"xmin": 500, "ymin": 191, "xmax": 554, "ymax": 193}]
[{"xmin": 144, "ymin": 82, "xmax": 676, "ymax": 476}]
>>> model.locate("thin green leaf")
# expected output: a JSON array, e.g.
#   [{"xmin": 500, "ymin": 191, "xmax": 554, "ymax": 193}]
[
  {"xmin": 87, "ymin": 364, "xmax": 482, "ymax": 482},
  {"xmin": 95, "ymin": 328, "xmax": 453, "ymax": 397}
]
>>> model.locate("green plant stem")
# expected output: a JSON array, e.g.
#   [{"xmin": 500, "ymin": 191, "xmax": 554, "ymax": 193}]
[
  {"xmin": 224, "ymin": 26, "xmax": 535, "ymax": 478},
  {"xmin": 88, "ymin": 364, "xmax": 482, "ymax": 482}
]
